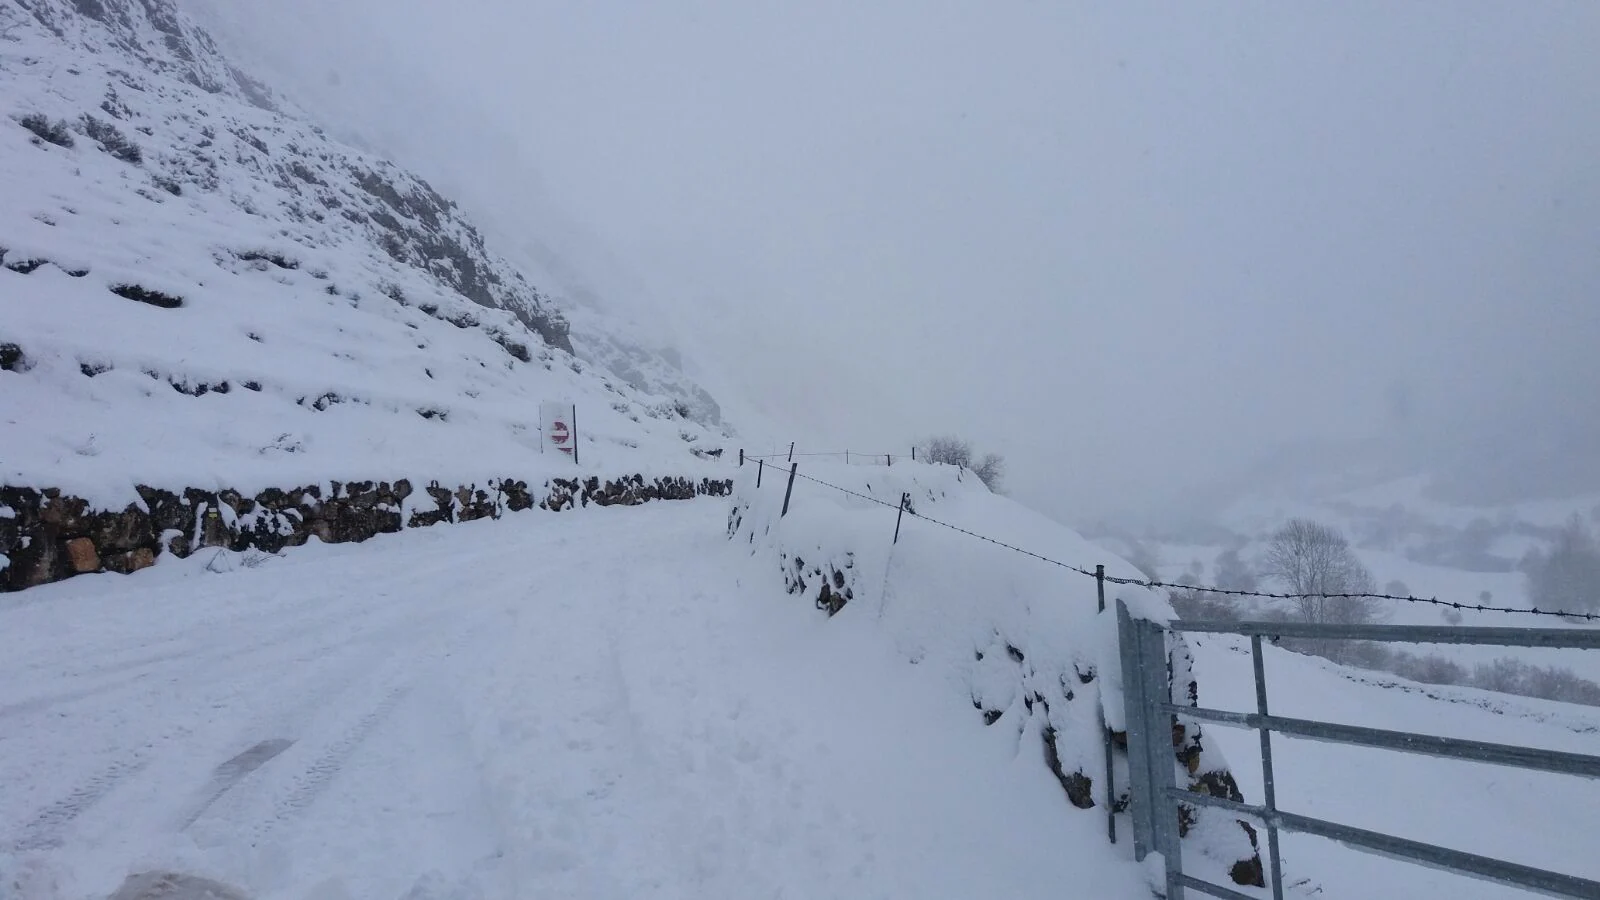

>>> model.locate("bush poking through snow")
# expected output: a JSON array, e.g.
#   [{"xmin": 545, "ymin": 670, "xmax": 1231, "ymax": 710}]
[
  {"xmin": 18, "ymin": 113, "xmax": 75, "ymax": 147},
  {"xmin": 918, "ymin": 435, "xmax": 1005, "ymax": 493},
  {"xmin": 110, "ymin": 283, "xmax": 184, "ymax": 308},
  {"xmin": 1, "ymin": 342, "xmax": 30, "ymax": 372},
  {"xmin": 1347, "ymin": 644, "xmax": 1600, "ymax": 708},
  {"xmin": 80, "ymin": 114, "xmax": 142, "ymax": 164}
]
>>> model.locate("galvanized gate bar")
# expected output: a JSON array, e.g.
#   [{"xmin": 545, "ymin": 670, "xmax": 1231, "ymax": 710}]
[
  {"xmin": 1162, "ymin": 704, "xmax": 1600, "ymax": 779},
  {"xmin": 1170, "ymin": 789, "xmax": 1600, "ymax": 900},
  {"xmin": 1174, "ymin": 873, "xmax": 1265, "ymax": 900},
  {"xmin": 1171, "ymin": 620, "xmax": 1600, "ymax": 649},
  {"xmin": 1120, "ymin": 608, "xmax": 1600, "ymax": 898}
]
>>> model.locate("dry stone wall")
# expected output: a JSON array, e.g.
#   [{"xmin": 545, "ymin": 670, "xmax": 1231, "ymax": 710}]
[{"xmin": 0, "ymin": 474, "xmax": 732, "ymax": 591}]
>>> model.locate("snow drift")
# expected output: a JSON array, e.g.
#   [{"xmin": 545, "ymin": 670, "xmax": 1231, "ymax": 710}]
[{"xmin": 727, "ymin": 459, "xmax": 1265, "ymax": 889}]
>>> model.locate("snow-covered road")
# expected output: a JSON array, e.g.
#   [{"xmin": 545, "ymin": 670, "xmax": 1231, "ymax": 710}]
[{"xmin": 1, "ymin": 502, "xmax": 1147, "ymax": 900}]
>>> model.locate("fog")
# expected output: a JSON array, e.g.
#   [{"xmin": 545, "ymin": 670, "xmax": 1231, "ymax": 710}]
[{"xmin": 184, "ymin": 1, "xmax": 1600, "ymax": 527}]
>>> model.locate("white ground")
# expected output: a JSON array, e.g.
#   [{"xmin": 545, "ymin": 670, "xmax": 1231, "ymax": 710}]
[{"xmin": 0, "ymin": 500, "xmax": 1151, "ymax": 900}]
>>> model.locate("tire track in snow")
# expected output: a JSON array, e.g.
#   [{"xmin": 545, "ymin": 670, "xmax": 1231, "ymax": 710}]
[
  {"xmin": 0, "ymin": 587, "xmax": 457, "ymax": 721},
  {"xmin": 175, "ymin": 738, "xmax": 296, "ymax": 830},
  {"xmin": 9, "ymin": 756, "xmax": 151, "ymax": 852},
  {"xmin": 189, "ymin": 606, "xmax": 493, "ymax": 848}
]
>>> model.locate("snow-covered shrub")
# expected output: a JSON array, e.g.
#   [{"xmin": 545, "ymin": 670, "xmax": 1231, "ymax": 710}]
[
  {"xmin": 80, "ymin": 114, "xmax": 142, "ymax": 164},
  {"xmin": 18, "ymin": 113, "xmax": 74, "ymax": 147}
]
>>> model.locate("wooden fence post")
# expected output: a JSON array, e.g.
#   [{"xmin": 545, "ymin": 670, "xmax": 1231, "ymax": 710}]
[{"xmin": 781, "ymin": 463, "xmax": 799, "ymax": 516}]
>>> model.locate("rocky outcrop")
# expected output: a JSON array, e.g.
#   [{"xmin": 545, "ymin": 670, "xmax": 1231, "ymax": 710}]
[{"xmin": 0, "ymin": 474, "xmax": 732, "ymax": 592}]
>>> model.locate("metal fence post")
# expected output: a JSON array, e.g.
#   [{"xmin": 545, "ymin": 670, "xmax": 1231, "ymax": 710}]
[
  {"xmin": 1142, "ymin": 623, "xmax": 1184, "ymax": 899},
  {"xmin": 893, "ymin": 492, "xmax": 909, "ymax": 543},
  {"xmin": 1100, "ymin": 565, "xmax": 1116, "ymax": 845},
  {"xmin": 1253, "ymin": 635, "xmax": 1286, "ymax": 900},
  {"xmin": 756, "ymin": 459, "xmax": 763, "ymax": 488},
  {"xmin": 781, "ymin": 463, "xmax": 798, "ymax": 517},
  {"xmin": 1117, "ymin": 601, "xmax": 1155, "ymax": 859},
  {"xmin": 788, "ymin": 441, "xmax": 795, "ymax": 462},
  {"xmin": 739, "ymin": 449, "xmax": 744, "ymax": 466}
]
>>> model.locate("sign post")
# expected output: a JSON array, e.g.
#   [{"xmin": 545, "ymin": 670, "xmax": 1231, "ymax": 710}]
[{"xmin": 540, "ymin": 401, "xmax": 578, "ymax": 462}]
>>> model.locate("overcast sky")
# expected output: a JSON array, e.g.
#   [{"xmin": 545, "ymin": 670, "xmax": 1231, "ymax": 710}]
[{"xmin": 186, "ymin": 1, "xmax": 1600, "ymax": 526}]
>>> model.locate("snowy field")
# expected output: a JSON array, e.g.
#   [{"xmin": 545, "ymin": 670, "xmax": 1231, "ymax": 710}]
[{"xmin": 0, "ymin": 500, "xmax": 1152, "ymax": 900}]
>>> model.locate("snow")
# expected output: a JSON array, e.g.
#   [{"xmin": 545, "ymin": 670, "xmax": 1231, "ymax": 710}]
[
  {"xmin": 0, "ymin": 500, "xmax": 1154, "ymax": 899},
  {"xmin": 727, "ymin": 460, "xmax": 1258, "ymax": 883},
  {"xmin": 5, "ymin": 3, "xmax": 1597, "ymax": 898}
]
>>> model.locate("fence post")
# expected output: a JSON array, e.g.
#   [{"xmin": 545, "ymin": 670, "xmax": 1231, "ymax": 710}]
[
  {"xmin": 788, "ymin": 441, "xmax": 795, "ymax": 462},
  {"xmin": 1117, "ymin": 600, "xmax": 1155, "ymax": 859},
  {"xmin": 781, "ymin": 463, "xmax": 798, "ymax": 517},
  {"xmin": 845, "ymin": 449, "xmax": 850, "ymax": 464},
  {"xmin": 1104, "ymin": 715, "xmax": 1117, "ymax": 845},
  {"xmin": 893, "ymin": 492, "xmax": 909, "ymax": 543},
  {"xmin": 1098, "ymin": 563, "xmax": 1115, "ymax": 844},
  {"xmin": 887, "ymin": 453, "xmax": 892, "ymax": 466},
  {"xmin": 739, "ymin": 449, "xmax": 744, "ymax": 467},
  {"xmin": 757, "ymin": 459, "xmax": 763, "ymax": 488},
  {"xmin": 911, "ymin": 446, "xmax": 917, "ymax": 462}
]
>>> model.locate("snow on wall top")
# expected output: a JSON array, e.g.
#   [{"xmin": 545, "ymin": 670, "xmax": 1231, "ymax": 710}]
[{"xmin": 0, "ymin": 0, "xmax": 734, "ymax": 505}]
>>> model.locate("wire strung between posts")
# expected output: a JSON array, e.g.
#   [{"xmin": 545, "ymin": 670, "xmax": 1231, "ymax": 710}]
[
  {"xmin": 789, "ymin": 468, "xmax": 1100, "ymax": 578},
  {"xmin": 755, "ymin": 460, "xmax": 1600, "ymax": 623},
  {"xmin": 1100, "ymin": 573, "xmax": 1600, "ymax": 622}
]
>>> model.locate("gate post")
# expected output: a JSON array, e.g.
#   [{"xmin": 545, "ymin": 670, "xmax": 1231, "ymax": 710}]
[
  {"xmin": 1117, "ymin": 600, "xmax": 1185, "ymax": 897},
  {"xmin": 1117, "ymin": 600, "xmax": 1156, "ymax": 859}
]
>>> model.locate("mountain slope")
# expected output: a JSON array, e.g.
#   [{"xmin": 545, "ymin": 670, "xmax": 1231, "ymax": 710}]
[{"xmin": 1, "ymin": 0, "xmax": 730, "ymax": 509}]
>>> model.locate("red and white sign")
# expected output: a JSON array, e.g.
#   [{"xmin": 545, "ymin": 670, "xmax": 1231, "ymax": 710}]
[{"xmin": 541, "ymin": 401, "xmax": 577, "ymax": 460}]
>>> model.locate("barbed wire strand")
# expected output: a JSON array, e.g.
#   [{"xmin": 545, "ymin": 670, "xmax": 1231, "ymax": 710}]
[{"xmin": 750, "ymin": 458, "xmax": 1600, "ymax": 623}]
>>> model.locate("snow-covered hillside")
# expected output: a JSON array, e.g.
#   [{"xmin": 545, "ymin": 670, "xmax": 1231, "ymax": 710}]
[{"xmin": 0, "ymin": 0, "xmax": 730, "ymax": 509}]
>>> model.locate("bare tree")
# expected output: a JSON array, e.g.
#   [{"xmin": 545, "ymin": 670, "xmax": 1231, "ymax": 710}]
[
  {"xmin": 919, "ymin": 435, "xmax": 1004, "ymax": 492},
  {"xmin": 1522, "ymin": 515, "xmax": 1600, "ymax": 615},
  {"xmin": 1212, "ymin": 548, "xmax": 1258, "ymax": 593},
  {"xmin": 1261, "ymin": 519, "xmax": 1383, "ymax": 627}
]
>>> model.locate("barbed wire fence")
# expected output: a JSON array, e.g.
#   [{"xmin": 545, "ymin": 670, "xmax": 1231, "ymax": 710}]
[{"xmin": 736, "ymin": 453, "xmax": 1600, "ymax": 623}]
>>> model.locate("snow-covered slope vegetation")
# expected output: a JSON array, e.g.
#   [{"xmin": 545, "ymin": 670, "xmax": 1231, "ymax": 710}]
[{"xmin": 0, "ymin": 0, "xmax": 730, "ymax": 505}]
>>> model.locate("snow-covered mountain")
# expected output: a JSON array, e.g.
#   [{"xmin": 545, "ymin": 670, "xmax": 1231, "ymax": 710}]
[
  {"xmin": 6, "ymin": 4, "xmax": 1598, "ymax": 899},
  {"xmin": 1, "ymin": 0, "xmax": 733, "ymax": 513}
]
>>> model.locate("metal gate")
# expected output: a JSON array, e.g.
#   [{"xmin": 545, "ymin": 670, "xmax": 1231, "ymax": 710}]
[{"xmin": 1116, "ymin": 600, "xmax": 1600, "ymax": 899}]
